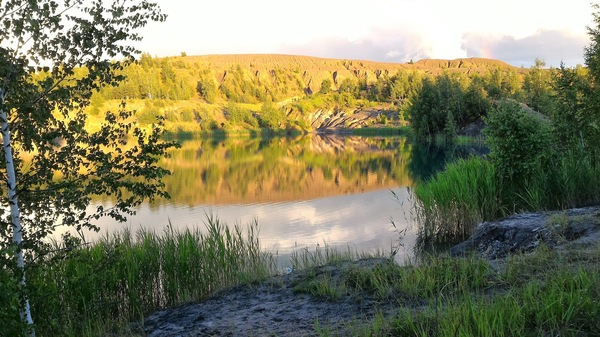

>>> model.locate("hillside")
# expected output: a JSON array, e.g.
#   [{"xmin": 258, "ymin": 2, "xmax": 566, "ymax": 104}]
[
  {"xmin": 179, "ymin": 54, "xmax": 519, "ymax": 93},
  {"xmin": 89, "ymin": 53, "xmax": 530, "ymax": 133}
]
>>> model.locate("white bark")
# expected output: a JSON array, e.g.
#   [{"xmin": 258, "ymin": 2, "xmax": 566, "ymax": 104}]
[{"xmin": 0, "ymin": 89, "xmax": 35, "ymax": 335}]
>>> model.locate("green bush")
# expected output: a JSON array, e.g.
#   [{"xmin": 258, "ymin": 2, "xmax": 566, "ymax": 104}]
[
  {"xmin": 258, "ymin": 101, "xmax": 286, "ymax": 129},
  {"xmin": 196, "ymin": 77, "xmax": 218, "ymax": 103},
  {"xmin": 224, "ymin": 103, "xmax": 258, "ymax": 128},
  {"xmin": 484, "ymin": 101, "xmax": 552, "ymax": 188},
  {"xmin": 319, "ymin": 78, "xmax": 332, "ymax": 94},
  {"xmin": 137, "ymin": 105, "xmax": 162, "ymax": 125}
]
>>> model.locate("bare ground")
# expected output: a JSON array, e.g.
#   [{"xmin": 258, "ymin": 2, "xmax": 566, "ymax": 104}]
[{"xmin": 144, "ymin": 258, "xmax": 408, "ymax": 336}]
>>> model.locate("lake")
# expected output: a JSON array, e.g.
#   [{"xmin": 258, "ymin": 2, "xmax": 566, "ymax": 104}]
[{"xmin": 86, "ymin": 134, "xmax": 456, "ymax": 264}]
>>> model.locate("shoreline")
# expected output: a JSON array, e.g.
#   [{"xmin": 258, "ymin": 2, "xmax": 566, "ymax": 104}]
[{"xmin": 143, "ymin": 206, "xmax": 600, "ymax": 336}]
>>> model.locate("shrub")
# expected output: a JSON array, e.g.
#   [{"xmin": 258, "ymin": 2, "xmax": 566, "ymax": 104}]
[
  {"xmin": 224, "ymin": 103, "xmax": 258, "ymax": 128},
  {"xmin": 196, "ymin": 77, "xmax": 218, "ymax": 103},
  {"xmin": 258, "ymin": 101, "xmax": 286, "ymax": 129},
  {"xmin": 320, "ymin": 78, "xmax": 332, "ymax": 94},
  {"xmin": 137, "ymin": 104, "xmax": 162, "ymax": 125},
  {"xmin": 484, "ymin": 101, "xmax": 552, "ymax": 188}
]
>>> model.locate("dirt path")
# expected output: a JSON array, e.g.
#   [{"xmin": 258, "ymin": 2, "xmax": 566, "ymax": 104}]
[{"xmin": 144, "ymin": 259, "xmax": 404, "ymax": 336}]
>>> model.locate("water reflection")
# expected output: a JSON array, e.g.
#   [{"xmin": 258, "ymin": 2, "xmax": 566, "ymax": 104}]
[
  {"xmin": 87, "ymin": 135, "xmax": 453, "ymax": 263},
  {"xmin": 408, "ymin": 140, "xmax": 488, "ymax": 183},
  {"xmin": 156, "ymin": 134, "xmax": 412, "ymax": 205}
]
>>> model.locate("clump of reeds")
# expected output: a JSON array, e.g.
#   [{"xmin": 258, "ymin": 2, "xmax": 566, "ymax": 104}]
[
  {"xmin": 519, "ymin": 149, "xmax": 600, "ymax": 210},
  {"xmin": 413, "ymin": 156, "xmax": 502, "ymax": 243},
  {"xmin": 22, "ymin": 217, "xmax": 276, "ymax": 336},
  {"xmin": 413, "ymin": 149, "xmax": 600, "ymax": 244}
]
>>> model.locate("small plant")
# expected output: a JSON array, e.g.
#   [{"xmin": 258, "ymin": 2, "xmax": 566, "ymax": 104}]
[{"xmin": 546, "ymin": 212, "xmax": 570, "ymax": 241}]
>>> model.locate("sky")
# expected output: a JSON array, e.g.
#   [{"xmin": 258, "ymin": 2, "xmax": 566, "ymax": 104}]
[{"xmin": 135, "ymin": 0, "xmax": 594, "ymax": 68}]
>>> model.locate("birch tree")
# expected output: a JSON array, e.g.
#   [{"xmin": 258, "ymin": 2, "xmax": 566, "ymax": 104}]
[{"xmin": 0, "ymin": 1, "xmax": 173, "ymax": 334}]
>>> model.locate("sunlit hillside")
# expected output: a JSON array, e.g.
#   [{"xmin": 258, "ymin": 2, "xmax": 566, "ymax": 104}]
[{"xmin": 86, "ymin": 54, "xmax": 530, "ymax": 133}]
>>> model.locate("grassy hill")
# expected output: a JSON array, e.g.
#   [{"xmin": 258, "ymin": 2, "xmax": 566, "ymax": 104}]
[
  {"xmin": 88, "ymin": 54, "xmax": 528, "ymax": 134},
  {"xmin": 179, "ymin": 54, "xmax": 519, "ymax": 93}
]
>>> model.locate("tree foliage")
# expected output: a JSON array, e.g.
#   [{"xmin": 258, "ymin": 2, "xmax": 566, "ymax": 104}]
[
  {"xmin": 0, "ymin": 0, "xmax": 175, "ymax": 333},
  {"xmin": 408, "ymin": 73, "xmax": 491, "ymax": 139},
  {"xmin": 582, "ymin": 3, "xmax": 600, "ymax": 154},
  {"xmin": 484, "ymin": 101, "xmax": 552, "ymax": 188},
  {"xmin": 99, "ymin": 54, "xmax": 195, "ymax": 100},
  {"xmin": 551, "ymin": 64, "xmax": 590, "ymax": 151},
  {"xmin": 522, "ymin": 59, "xmax": 555, "ymax": 115}
]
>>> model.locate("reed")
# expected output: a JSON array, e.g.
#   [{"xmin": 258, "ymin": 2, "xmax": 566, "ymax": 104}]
[
  {"xmin": 413, "ymin": 156, "xmax": 502, "ymax": 243},
  {"xmin": 19, "ymin": 217, "xmax": 276, "ymax": 336},
  {"xmin": 521, "ymin": 149, "xmax": 600, "ymax": 210},
  {"xmin": 413, "ymin": 149, "xmax": 600, "ymax": 244}
]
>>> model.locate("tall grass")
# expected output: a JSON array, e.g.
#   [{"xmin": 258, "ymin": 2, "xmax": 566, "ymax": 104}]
[
  {"xmin": 413, "ymin": 156, "xmax": 502, "ymax": 243},
  {"xmin": 321, "ymin": 247, "xmax": 600, "ymax": 336},
  {"xmin": 11, "ymin": 217, "xmax": 276, "ymax": 336},
  {"xmin": 414, "ymin": 150, "xmax": 600, "ymax": 243},
  {"xmin": 520, "ymin": 149, "xmax": 600, "ymax": 210}
]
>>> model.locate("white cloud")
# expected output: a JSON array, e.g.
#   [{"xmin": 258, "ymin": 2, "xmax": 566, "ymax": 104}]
[
  {"xmin": 463, "ymin": 30, "xmax": 589, "ymax": 67},
  {"xmin": 135, "ymin": 0, "xmax": 593, "ymax": 66},
  {"xmin": 386, "ymin": 50, "xmax": 401, "ymax": 58}
]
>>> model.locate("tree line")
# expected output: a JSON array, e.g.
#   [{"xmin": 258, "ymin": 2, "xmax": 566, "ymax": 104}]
[
  {"xmin": 407, "ymin": 59, "xmax": 590, "ymax": 142},
  {"xmin": 91, "ymin": 54, "xmax": 571, "ymax": 135}
]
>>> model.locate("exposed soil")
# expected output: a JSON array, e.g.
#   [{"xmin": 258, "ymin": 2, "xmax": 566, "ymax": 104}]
[
  {"xmin": 144, "ymin": 258, "xmax": 407, "ymax": 336},
  {"xmin": 144, "ymin": 207, "xmax": 600, "ymax": 336}
]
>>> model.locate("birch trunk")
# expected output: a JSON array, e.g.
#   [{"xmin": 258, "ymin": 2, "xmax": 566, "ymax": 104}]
[{"xmin": 0, "ymin": 89, "xmax": 35, "ymax": 335}]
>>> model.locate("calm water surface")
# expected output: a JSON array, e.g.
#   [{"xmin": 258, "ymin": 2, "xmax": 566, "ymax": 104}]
[{"xmin": 87, "ymin": 134, "xmax": 453, "ymax": 263}]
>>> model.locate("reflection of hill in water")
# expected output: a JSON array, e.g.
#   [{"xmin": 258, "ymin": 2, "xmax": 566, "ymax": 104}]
[{"xmin": 161, "ymin": 135, "xmax": 413, "ymax": 206}]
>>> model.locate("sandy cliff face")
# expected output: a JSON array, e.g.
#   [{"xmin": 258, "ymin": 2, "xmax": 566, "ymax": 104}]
[{"xmin": 180, "ymin": 54, "xmax": 519, "ymax": 93}]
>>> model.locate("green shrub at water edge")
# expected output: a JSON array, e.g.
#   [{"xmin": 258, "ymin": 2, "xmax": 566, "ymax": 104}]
[
  {"xmin": 414, "ymin": 98, "xmax": 600, "ymax": 244},
  {"xmin": 484, "ymin": 101, "xmax": 553, "ymax": 193}
]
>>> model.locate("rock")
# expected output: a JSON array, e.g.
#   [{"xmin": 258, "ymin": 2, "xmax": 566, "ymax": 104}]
[
  {"xmin": 458, "ymin": 118, "xmax": 486, "ymax": 137},
  {"xmin": 450, "ymin": 206, "xmax": 600, "ymax": 259}
]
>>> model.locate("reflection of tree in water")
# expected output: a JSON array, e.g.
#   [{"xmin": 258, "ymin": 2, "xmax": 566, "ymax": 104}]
[
  {"xmin": 408, "ymin": 142, "xmax": 454, "ymax": 183},
  {"xmin": 407, "ymin": 140, "xmax": 489, "ymax": 183},
  {"xmin": 158, "ymin": 135, "xmax": 414, "ymax": 205}
]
